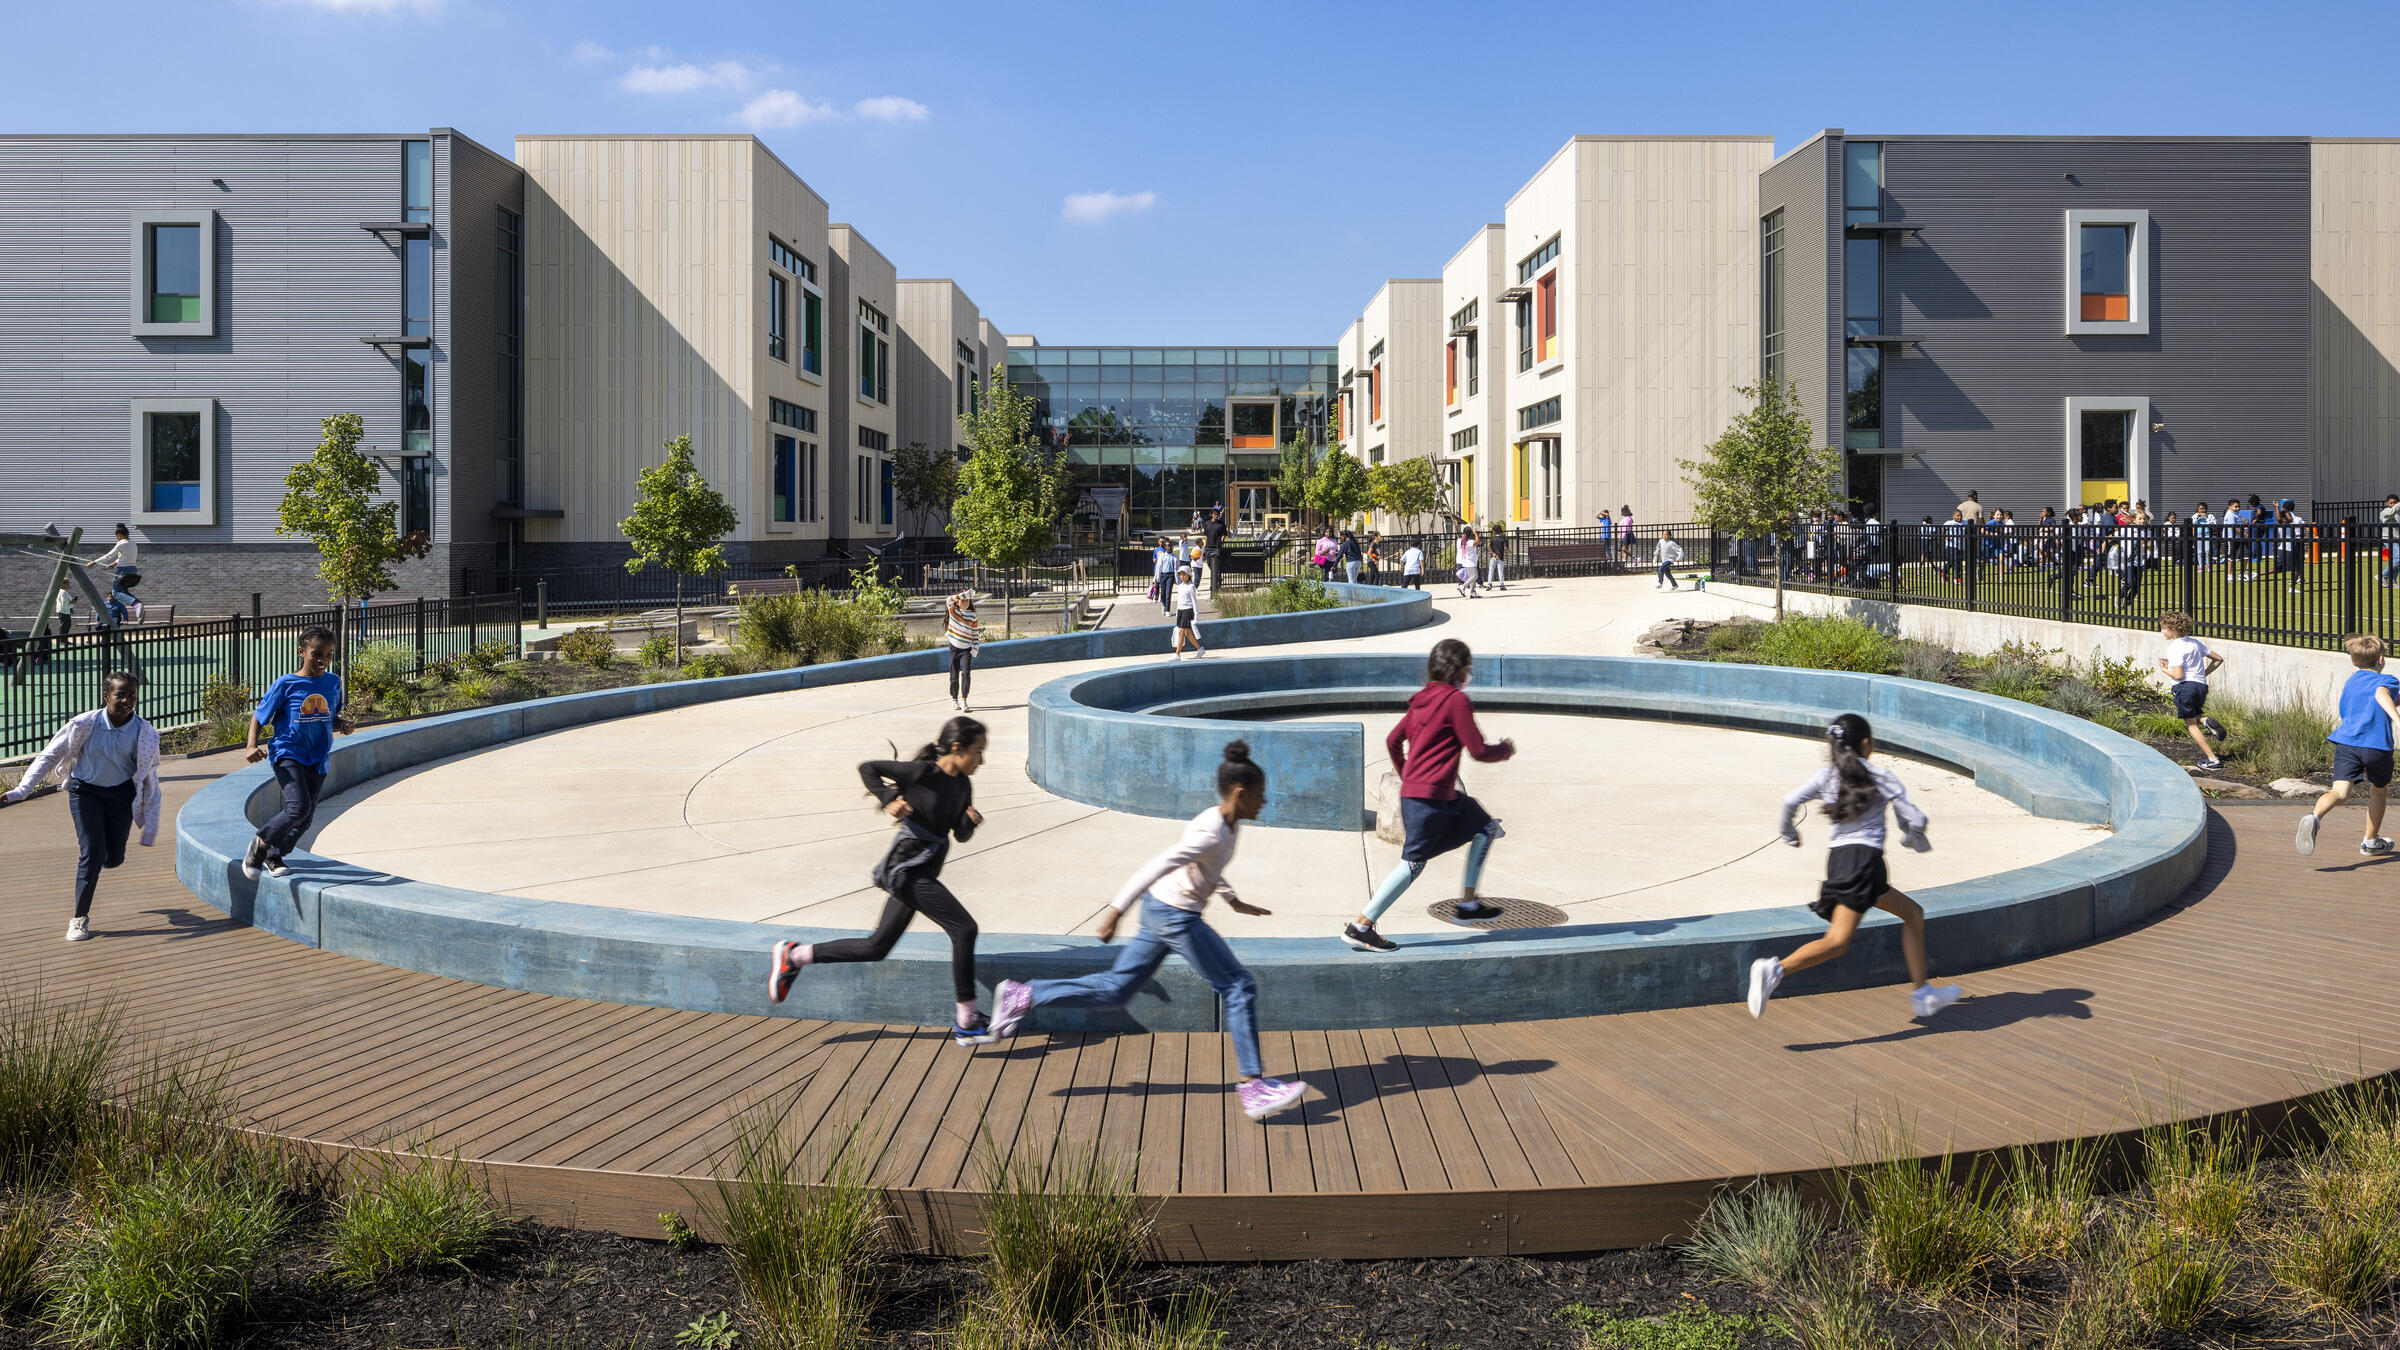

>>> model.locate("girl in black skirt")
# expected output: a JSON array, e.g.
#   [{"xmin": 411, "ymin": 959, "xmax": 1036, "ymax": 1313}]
[
  {"xmin": 1746, "ymin": 713, "xmax": 1962, "ymax": 1022},
  {"xmin": 769, "ymin": 715, "xmax": 995, "ymax": 1044}
]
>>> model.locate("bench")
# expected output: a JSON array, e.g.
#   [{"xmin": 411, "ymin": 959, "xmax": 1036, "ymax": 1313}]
[
  {"xmin": 723, "ymin": 577, "xmax": 802, "ymax": 599},
  {"xmin": 1524, "ymin": 542, "xmax": 1630, "ymax": 573}
]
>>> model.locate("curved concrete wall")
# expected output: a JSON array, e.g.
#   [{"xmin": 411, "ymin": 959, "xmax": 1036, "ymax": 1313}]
[{"xmin": 177, "ymin": 602, "xmax": 2209, "ymax": 1031}]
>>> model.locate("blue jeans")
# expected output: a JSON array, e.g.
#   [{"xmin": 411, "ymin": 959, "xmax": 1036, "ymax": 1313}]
[
  {"xmin": 259, "ymin": 758, "xmax": 327, "ymax": 860},
  {"xmin": 1344, "ymin": 560, "xmax": 1360, "ymax": 584},
  {"xmin": 1027, "ymin": 893, "xmax": 1262, "ymax": 1077}
]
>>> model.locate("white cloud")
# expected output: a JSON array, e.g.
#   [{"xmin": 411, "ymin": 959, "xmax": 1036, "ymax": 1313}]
[
  {"xmin": 621, "ymin": 60, "xmax": 753, "ymax": 95},
  {"xmin": 262, "ymin": 0, "xmax": 442, "ymax": 13},
  {"xmin": 853, "ymin": 96, "xmax": 930, "ymax": 123},
  {"xmin": 1061, "ymin": 190, "xmax": 1158, "ymax": 225},
  {"xmin": 733, "ymin": 90, "xmax": 839, "ymax": 130}
]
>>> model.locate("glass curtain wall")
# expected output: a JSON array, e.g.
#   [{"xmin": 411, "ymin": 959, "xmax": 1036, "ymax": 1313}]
[{"xmin": 1004, "ymin": 346, "xmax": 1337, "ymax": 540}]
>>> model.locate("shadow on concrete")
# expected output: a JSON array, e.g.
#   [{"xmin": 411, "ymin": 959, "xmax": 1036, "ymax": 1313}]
[{"xmin": 1781, "ymin": 986, "xmax": 2095, "ymax": 1053}]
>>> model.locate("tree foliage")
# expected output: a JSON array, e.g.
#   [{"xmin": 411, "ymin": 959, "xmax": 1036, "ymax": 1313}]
[
  {"xmin": 892, "ymin": 441, "xmax": 960, "ymax": 534},
  {"xmin": 620, "ymin": 435, "xmax": 739, "ymax": 579},
  {"xmin": 949, "ymin": 367, "xmax": 1061, "ymax": 570},
  {"xmin": 1369, "ymin": 457, "xmax": 1444, "ymax": 526},
  {"xmin": 1309, "ymin": 446, "xmax": 1375, "ymax": 524},
  {"xmin": 1677, "ymin": 377, "xmax": 1845, "ymax": 617},
  {"xmin": 274, "ymin": 413, "xmax": 431, "ymax": 603},
  {"xmin": 1273, "ymin": 432, "xmax": 1317, "ymax": 520}
]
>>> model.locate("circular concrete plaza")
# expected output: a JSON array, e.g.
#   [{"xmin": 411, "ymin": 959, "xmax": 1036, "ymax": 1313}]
[{"xmin": 308, "ymin": 577, "xmax": 2100, "ymax": 938}]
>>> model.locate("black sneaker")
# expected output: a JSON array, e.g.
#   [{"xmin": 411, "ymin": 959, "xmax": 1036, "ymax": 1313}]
[
  {"xmin": 2201, "ymin": 716, "xmax": 2226, "ymax": 739},
  {"xmin": 1341, "ymin": 922, "xmax": 1397, "ymax": 953},
  {"xmin": 953, "ymin": 1013, "xmax": 997, "ymax": 1047},
  {"xmin": 1449, "ymin": 899, "xmax": 1503, "ymax": 923},
  {"xmin": 240, "ymin": 837, "xmax": 266, "ymax": 881}
]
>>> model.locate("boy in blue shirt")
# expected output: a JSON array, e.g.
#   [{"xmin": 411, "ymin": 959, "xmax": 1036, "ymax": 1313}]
[
  {"xmin": 2296, "ymin": 633, "xmax": 2400, "ymax": 858},
  {"xmin": 242, "ymin": 625, "xmax": 355, "ymax": 879}
]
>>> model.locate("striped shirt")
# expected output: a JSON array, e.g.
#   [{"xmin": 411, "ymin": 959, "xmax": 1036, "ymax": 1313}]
[{"xmin": 944, "ymin": 606, "xmax": 982, "ymax": 649}]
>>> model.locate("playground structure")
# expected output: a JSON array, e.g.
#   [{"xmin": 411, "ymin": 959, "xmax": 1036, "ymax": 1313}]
[{"xmin": 2, "ymin": 526, "xmax": 144, "ymax": 685}]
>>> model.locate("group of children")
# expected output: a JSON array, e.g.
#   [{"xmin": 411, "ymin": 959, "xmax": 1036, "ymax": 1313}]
[{"xmin": 20, "ymin": 602, "xmax": 2400, "ymax": 1130}]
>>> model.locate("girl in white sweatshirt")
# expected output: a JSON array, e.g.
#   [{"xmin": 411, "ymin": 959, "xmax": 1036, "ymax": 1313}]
[
  {"xmin": 1, "ymin": 673, "xmax": 161, "ymax": 941},
  {"xmin": 988, "ymin": 740, "xmax": 1306, "ymax": 1122}
]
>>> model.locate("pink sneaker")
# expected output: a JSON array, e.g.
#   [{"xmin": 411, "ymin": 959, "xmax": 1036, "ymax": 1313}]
[
  {"xmin": 990, "ymin": 979, "xmax": 1033, "ymax": 1038},
  {"xmin": 1237, "ymin": 1077, "xmax": 1305, "ymax": 1121}
]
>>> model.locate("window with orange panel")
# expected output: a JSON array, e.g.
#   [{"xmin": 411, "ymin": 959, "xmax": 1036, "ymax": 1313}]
[
  {"xmin": 2079, "ymin": 224, "xmax": 2132, "ymax": 321},
  {"xmin": 1445, "ymin": 341, "xmax": 1458, "ymax": 405},
  {"xmin": 1535, "ymin": 272, "xmax": 1558, "ymax": 362}
]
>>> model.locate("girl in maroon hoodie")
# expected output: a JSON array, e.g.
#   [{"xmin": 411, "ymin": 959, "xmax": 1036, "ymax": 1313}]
[{"xmin": 1344, "ymin": 638, "xmax": 1515, "ymax": 951}]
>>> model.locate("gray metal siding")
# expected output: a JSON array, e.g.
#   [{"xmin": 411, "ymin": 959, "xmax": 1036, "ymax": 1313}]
[
  {"xmin": 1876, "ymin": 138, "xmax": 2312, "ymax": 518},
  {"xmin": 439, "ymin": 131, "xmax": 525, "ymax": 562},
  {"xmin": 1760, "ymin": 141, "xmax": 1836, "ymax": 446}
]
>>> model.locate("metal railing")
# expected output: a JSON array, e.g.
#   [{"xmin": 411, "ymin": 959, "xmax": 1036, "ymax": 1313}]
[{"xmin": 3, "ymin": 592, "xmax": 519, "ymax": 760}]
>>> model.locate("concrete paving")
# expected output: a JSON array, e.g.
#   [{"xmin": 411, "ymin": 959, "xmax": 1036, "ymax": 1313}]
[{"xmin": 308, "ymin": 576, "xmax": 2101, "ymax": 938}]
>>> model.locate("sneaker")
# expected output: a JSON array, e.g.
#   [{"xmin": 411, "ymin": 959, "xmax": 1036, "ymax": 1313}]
[
  {"xmin": 1237, "ymin": 1076, "xmax": 1306, "ymax": 1121},
  {"xmin": 2296, "ymin": 812, "xmax": 2321, "ymax": 856},
  {"xmin": 768, "ymin": 939, "xmax": 803, "ymax": 1004},
  {"xmin": 953, "ymin": 1013, "xmax": 997, "ymax": 1047},
  {"xmin": 1449, "ymin": 899, "xmax": 1503, "ymax": 924},
  {"xmin": 64, "ymin": 916, "xmax": 90, "ymax": 942},
  {"xmin": 1341, "ymin": 922, "xmax": 1397, "ymax": 953},
  {"xmin": 1911, "ymin": 984, "xmax": 1964, "ymax": 1018},
  {"xmin": 1746, "ymin": 957, "xmax": 1783, "ymax": 1018},
  {"xmin": 2201, "ymin": 716, "xmax": 2226, "ymax": 739},
  {"xmin": 1193, "ymin": 648, "xmax": 1206, "ymax": 659},
  {"xmin": 240, "ymin": 837, "xmax": 266, "ymax": 882},
  {"xmin": 990, "ymin": 979, "xmax": 1033, "ymax": 1038},
  {"xmin": 2362, "ymin": 837, "xmax": 2395, "ymax": 857},
  {"xmin": 2196, "ymin": 758, "xmax": 2224, "ymax": 772},
  {"xmin": 265, "ymin": 857, "xmax": 292, "ymax": 879}
]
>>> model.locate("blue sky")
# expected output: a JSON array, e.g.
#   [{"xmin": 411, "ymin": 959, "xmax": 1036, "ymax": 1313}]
[{"xmin": 13, "ymin": 0, "xmax": 2395, "ymax": 345}]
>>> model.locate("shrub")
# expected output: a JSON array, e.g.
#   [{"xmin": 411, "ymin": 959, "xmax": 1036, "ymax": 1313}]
[
  {"xmin": 978, "ymin": 1136, "xmax": 1151, "ymax": 1331},
  {"xmin": 1093, "ymin": 1292, "xmax": 1225, "ymax": 1350},
  {"xmin": 1996, "ymin": 1137, "xmax": 2100, "ymax": 1261},
  {"xmin": 2132, "ymin": 711, "xmax": 2196, "ymax": 743},
  {"xmin": 2143, "ymin": 1118, "xmax": 2255, "ymax": 1243},
  {"xmin": 2043, "ymin": 678, "xmax": 2110, "ymax": 721},
  {"xmin": 1772, "ymin": 1265, "xmax": 1891, "ymax": 1350},
  {"xmin": 43, "ymin": 1154, "xmax": 289, "ymax": 1350},
  {"xmin": 1706, "ymin": 621, "xmax": 1764, "ymax": 654},
  {"xmin": 1895, "ymin": 639, "xmax": 1954, "ymax": 684},
  {"xmin": 1973, "ymin": 659, "xmax": 2053, "ymax": 705},
  {"xmin": 449, "ymin": 675, "xmax": 491, "ymax": 704},
  {"xmin": 2119, "ymin": 1218, "xmax": 2231, "ymax": 1334},
  {"xmin": 701, "ymin": 1109, "xmax": 888, "ymax": 1350},
  {"xmin": 658, "ymin": 1210, "xmax": 702, "ymax": 1251},
  {"xmin": 2044, "ymin": 1273, "xmax": 2133, "ymax": 1350},
  {"xmin": 2216, "ymin": 695, "xmax": 2332, "ymax": 782},
  {"xmin": 676, "ymin": 1310, "xmax": 742, "ymax": 1349},
  {"xmin": 347, "ymin": 640, "xmax": 420, "ymax": 701},
  {"xmin": 1847, "ymin": 1141, "xmax": 2002, "ymax": 1295},
  {"xmin": 328, "ymin": 1146, "xmax": 502, "ymax": 1287},
  {"xmin": 2082, "ymin": 649, "xmax": 2159, "ymax": 704},
  {"xmin": 638, "ymin": 632, "xmax": 678, "ymax": 668},
  {"xmin": 556, "ymin": 627, "xmax": 617, "ymax": 666},
  {"xmin": 422, "ymin": 652, "xmax": 464, "ymax": 685},
  {"xmin": 737, "ymin": 590, "xmax": 901, "ymax": 666},
  {"xmin": 2313, "ymin": 1077, "xmax": 2400, "ymax": 1205},
  {"xmin": 1749, "ymin": 615, "xmax": 1897, "ymax": 674},
  {"xmin": 0, "ymin": 1191, "xmax": 55, "ymax": 1314},
  {"xmin": 0, "ymin": 992, "xmax": 123, "ymax": 1190},
  {"xmin": 465, "ymin": 638, "xmax": 511, "ymax": 672},
  {"xmin": 195, "ymin": 674, "xmax": 256, "ymax": 749},
  {"xmin": 1683, "ymin": 1181, "xmax": 1821, "ymax": 1293},
  {"xmin": 682, "ymin": 654, "xmax": 736, "ymax": 680},
  {"xmin": 1560, "ymin": 1303, "xmax": 1771, "ymax": 1349},
  {"xmin": 2268, "ymin": 1198, "xmax": 2394, "ymax": 1317},
  {"xmin": 496, "ymin": 668, "xmax": 544, "ymax": 703}
]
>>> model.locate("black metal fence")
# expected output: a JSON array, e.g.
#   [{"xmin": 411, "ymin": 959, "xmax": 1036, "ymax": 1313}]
[
  {"xmin": 3, "ymin": 593, "xmax": 519, "ymax": 761},
  {"xmin": 1738, "ymin": 519, "xmax": 2400, "ymax": 651}
]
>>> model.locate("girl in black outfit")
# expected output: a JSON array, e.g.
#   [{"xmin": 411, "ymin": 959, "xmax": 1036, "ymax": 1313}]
[{"xmin": 769, "ymin": 716, "xmax": 996, "ymax": 1044}]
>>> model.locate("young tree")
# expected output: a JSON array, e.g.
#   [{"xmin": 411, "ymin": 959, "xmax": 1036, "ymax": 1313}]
[
  {"xmin": 275, "ymin": 412, "xmax": 432, "ymax": 671},
  {"xmin": 1308, "ymin": 445, "xmax": 1375, "ymax": 527},
  {"xmin": 1369, "ymin": 457, "xmax": 1444, "ymax": 532},
  {"xmin": 950, "ymin": 367, "xmax": 1061, "ymax": 634},
  {"xmin": 620, "ymin": 434, "xmax": 739, "ymax": 663},
  {"xmin": 1677, "ymin": 377, "xmax": 1845, "ymax": 619},
  {"xmin": 1273, "ymin": 432, "xmax": 1317, "ymax": 527},
  {"xmin": 892, "ymin": 440, "xmax": 960, "ymax": 535}
]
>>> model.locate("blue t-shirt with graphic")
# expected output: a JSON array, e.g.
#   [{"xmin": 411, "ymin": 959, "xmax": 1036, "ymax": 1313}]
[
  {"xmin": 255, "ymin": 673, "xmax": 345, "ymax": 771},
  {"xmin": 2330, "ymin": 668, "xmax": 2400, "ymax": 751}
]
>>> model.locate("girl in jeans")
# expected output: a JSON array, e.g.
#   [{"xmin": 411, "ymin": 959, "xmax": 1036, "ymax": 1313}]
[
  {"xmin": 943, "ymin": 590, "xmax": 982, "ymax": 712},
  {"xmin": 989, "ymin": 740, "xmax": 1307, "ymax": 1122}
]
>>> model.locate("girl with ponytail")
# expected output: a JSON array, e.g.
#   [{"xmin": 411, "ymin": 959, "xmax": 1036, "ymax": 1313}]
[
  {"xmin": 1746, "ymin": 713, "xmax": 1963, "ymax": 1022},
  {"xmin": 768, "ymin": 715, "xmax": 998, "ymax": 1045},
  {"xmin": 986, "ymin": 740, "xmax": 1308, "ymax": 1123}
]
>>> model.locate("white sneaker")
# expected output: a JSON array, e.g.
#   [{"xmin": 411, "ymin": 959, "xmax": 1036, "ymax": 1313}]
[
  {"xmin": 1746, "ymin": 957, "xmax": 1783, "ymax": 1018},
  {"xmin": 2361, "ymin": 837, "xmax": 2394, "ymax": 857},
  {"xmin": 1911, "ymin": 984, "xmax": 1964, "ymax": 1018},
  {"xmin": 64, "ymin": 916, "xmax": 90, "ymax": 942},
  {"xmin": 2296, "ymin": 812, "xmax": 2320, "ymax": 856}
]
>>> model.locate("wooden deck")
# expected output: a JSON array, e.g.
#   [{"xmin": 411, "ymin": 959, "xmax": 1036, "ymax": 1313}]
[{"xmin": 6, "ymin": 759, "xmax": 2394, "ymax": 1259}]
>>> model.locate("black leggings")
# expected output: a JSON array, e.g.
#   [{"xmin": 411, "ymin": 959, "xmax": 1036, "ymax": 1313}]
[
  {"xmin": 948, "ymin": 646, "xmax": 974, "ymax": 700},
  {"xmin": 811, "ymin": 874, "xmax": 979, "ymax": 1002},
  {"xmin": 69, "ymin": 779, "xmax": 135, "ymax": 919}
]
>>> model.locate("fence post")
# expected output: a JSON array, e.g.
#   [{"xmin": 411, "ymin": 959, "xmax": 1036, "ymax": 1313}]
[
  {"xmin": 512, "ymin": 592, "xmax": 524, "ymax": 660},
  {"xmin": 536, "ymin": 579, "xmax": 549, "ymax": 632},
  {"xmin": 229, "ymin": 611, "xmax": 244, "ymax": 688},
  {"xmin": 414, "ymin": 597, "xmax": 427, "ymax": 673},
  {"xmin": 2058, "ymin": 526, "xmax": 2072, "ymax": 624},
  {"xmin": 467, "ymin": 593, "xmax": 478, "ymax": 655},
  {"xmin": 2344, "ymin": 520, "xmax": 2360, "ymax": 638},
  {"xmin": 1965, "ymin": 527, "xmax": 1979, "ymax": 613},
  {"xmin": 251, "ymin": 592, "xmax": 262, "ymax": 623}
]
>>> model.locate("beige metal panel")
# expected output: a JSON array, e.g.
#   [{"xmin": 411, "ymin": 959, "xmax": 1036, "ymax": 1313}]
[
  {"xmin": 830, "ymin": 225, "xmax": 901, "ymax": 539},
  {"xmin": 2312, "ymin": 140, "xmax": 2400, "ymax": 502},
  {"xmin": 1438, "ymin": 226, "xmax": 1510, "ymax": 525}
]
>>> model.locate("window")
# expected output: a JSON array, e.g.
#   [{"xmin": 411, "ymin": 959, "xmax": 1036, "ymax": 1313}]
[
  {"xmin": 856, "ymin": 454, "xmax": 871, "ymax": 523},
  {"xmin": 768, "ymin": 397, "xmax": 817, "ymax": 432},
  {"xmin": 1535, "ymin": 271, "xmax": 1558, "ymax": 363},
  {"xmin": 128, "ymin": 399, "xmax": 215, "ymax": 525},
  {"xmin": 767, "ymin": 274, "xmax": 789, "ymax": 363},
  {"xmin": 1512, "ymin": 442, "xmax": 1531, "ymax": 521},
  {"xmin": 956, "ymin": 341, "xmax": 978, "ymax": 417},
  {"xmin": 2065, "ymin": 396, "xmax": 2150, "ymax": 507},
  {"xmin": 858, "ymin": 427, "xmax": 888, "ymax": 453},
  {"xmin": 1760, "ymin": 208, "xmax": 1785, "ymax": 388},
  {"xmin": 1368, "ymin": 445, "xmax": 1385, "ymax": 464},
  {"xmin": 879, "ymin": 458, "xmax": 893, "ymax": 527},
  {"xmin": 402, "ymin": 140, "xmax": 431, "ymax": 223},
  {"xmin": 1450, "ymin": 301, "xmax": 1481, "ymax": 398},
  {"xmin": 2065, "ymin": 210, "xmax": 2149, "ymax": 335},
  {"xmin": 1465, "ymin": 330, "xmax": 1479, "ymax": 397},
  {"xmin": 401, "ymin": 456, "xmax": 432, "ymax": 538},
  {"xmin": 801, "ymin": 441, "xmax": 820, "ymax": 521},
  {"xmin": 130, "ymin": 212, "xmax": 215, "ymax": 336},
  {"xmin": 1516, "ymin": 235, "xmax": 1560, "ymax": 283},
  {"xmin": 1539, "ymin": 441, "xmax": 1562, "ymax": 519},
  {"xmin": 1843, "ymin": 142, "xmax": 1884, "ymax": 450},
  {"xmin": 1446, "ymin": 341, "xmax": 1458, "ymax": 406},
  {"xmin": 1516, "ymin": 293, "xmax": 1534, "ymax": 372},
  {"xmin": 402, "ymin": 348, "xmax": 431, "ymax": 456},
  {"xmin": 957, "ymin": 362, "xmax": 970, "ymax": 415},
  {"xmin": 768, "ymin": 236, "xmax": 814, "ymax": 283},
  {"xmin": 801, "ymin": 286, "xmax": 823, "ymax": 375},
  {"xmin": 773, "ymin": 435, "xmax": 797, "ymax": 524},
  {"xmin": 1518, "ymin": 396, "xmax": 1561, "ymax": 431},
  {"xmin": 1367, "ymin": 341, "xmax": 1384, "ymax": 425},
  {"xmin": 1230, "ymin": 402, "xmax": 1276, "ymax": 448},
  {"xmin": 403, "ymin": 235, "xmax": 431, "ymax": 337},
  {"xmin": 858, "ymin": 302, "xmax": 890, "ymax": 402},
  {"xmin": 1450, "ymin": 426, "xmax": 1479, "ymax": 454}
]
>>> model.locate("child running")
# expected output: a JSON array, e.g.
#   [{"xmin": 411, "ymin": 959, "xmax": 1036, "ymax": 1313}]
[
  {"xmin": 242, "ymin": 625, "xmax": 356, "ymax": 881},
  {"xmin": 1, "ymin": 672, "xmax": 162, "ymax": 941},
  {"xmin": 1343, "ymin": 638, "xmax": 1515, "ymax": 951},
  {"xmin": 944, "ymin": 589, "xmax": 982, "ymax": 713},
  {"xmin": 1749, "ymin": 713, "xmax": 1963, "ymax": 1021},
  {"xmin": 770, "ymin": 716, "xmax": 996, "ymax": 1043},
  {"xmin": 2156, "ymin": 611, "xmax": 2227, "ymax": 771},
  {"xmin": 2294, "ymin": 634, "xmax": 2399, "ymax": 858},
  {"xmin": 1170, "ymin": 566, "xmax": 1206, "ymax": 660},
  {"xmin": 987, "ymin": 740, "xmax": 1307, "ymax": 1122},
  {"xmin": 1455, "ymin": 530, "xmax": 1481, "ymax": 599}
]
